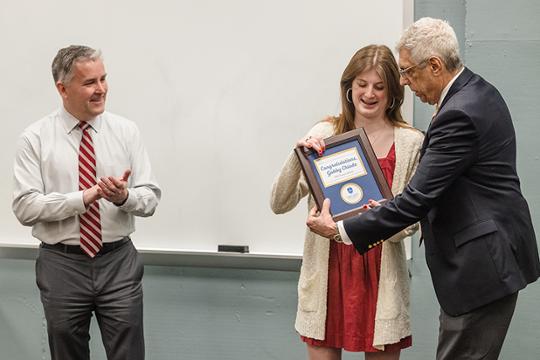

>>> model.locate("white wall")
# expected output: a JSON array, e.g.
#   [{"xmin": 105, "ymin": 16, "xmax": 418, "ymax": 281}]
[{"xmin": 0, "ymin": 0, "xmax": 412, "ymax": 255}]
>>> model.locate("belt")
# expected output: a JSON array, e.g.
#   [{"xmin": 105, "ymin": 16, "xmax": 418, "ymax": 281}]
[{"xmin": 40, "ymin": 237, "xmax": 131, "ymax": 256}]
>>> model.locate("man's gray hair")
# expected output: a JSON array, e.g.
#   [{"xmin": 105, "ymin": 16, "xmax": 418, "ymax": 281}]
[
  {"xmin": 397, "ymin": 17, "xmax": 462, "ymax": 72},
  {"xmin": 51, "ymin": 45, "xmax": 102, "ymax": 84}
]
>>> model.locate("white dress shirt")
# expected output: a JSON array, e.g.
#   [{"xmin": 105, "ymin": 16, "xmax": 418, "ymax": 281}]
[{"xmin": 13, "ymin": 107, "xmax": 161, "ymax": 245}]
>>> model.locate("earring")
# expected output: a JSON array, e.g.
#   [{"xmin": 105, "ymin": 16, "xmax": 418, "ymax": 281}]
[
  {"xmin": 346, "ymin": 88, "xmax": 353, "ymax": 103},
  {"xmin": 388, "ymin": 98, "xmax": 396, "ymax": 109}
]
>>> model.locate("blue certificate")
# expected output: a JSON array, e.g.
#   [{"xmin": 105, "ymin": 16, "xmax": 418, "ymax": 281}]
[{"xmin": 295, "ymin": 128, "xmax": 392, "ymax": 221}]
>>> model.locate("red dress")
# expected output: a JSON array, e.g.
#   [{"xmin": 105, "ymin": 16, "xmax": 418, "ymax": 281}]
[{"xmin": 302, "ymin": 144, "xmax": 412, "ymax": 352}]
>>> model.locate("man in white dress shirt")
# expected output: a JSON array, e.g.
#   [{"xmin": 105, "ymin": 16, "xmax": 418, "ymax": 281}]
[{"xmin": 12, "ymin": 45, "xmax": 161, "ymax": 360}]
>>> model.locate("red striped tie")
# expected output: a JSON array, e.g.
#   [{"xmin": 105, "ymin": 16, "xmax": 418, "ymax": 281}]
[{"xmin": 78, "ymin": 122, "xmax": 102, "ymax": 257}]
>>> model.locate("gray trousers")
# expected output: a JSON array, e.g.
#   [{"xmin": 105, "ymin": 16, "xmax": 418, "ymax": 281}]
[
  {"xmin": 36, "ymin": 240, "xmax": 145, "ymax": 360},
  {"xmin": 437, "ymin": 292, "xmax": 518, "ymax": 360}
]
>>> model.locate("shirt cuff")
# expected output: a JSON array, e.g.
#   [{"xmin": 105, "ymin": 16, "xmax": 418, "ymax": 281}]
[
  {"xmin": 116, "ymin": 188, "xmax": 136, "ymax": 211},
  {"xmin": 68, "ymin": 191, "xmax": 87, "ymax": 213},
  {"xmin": 337, "ymin": 220, "xmax": 353, "ymax": 245}
]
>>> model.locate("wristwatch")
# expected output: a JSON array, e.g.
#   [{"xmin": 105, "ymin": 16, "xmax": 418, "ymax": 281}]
[{"xmin": 332, "ymin": 232, "xmax": 342, "ymax": 243}]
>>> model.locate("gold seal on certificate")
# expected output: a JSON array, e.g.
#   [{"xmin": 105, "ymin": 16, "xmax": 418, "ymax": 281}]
[{"xmin": 340, "ymin": 183, "xmax": 364, "ymax": 204}]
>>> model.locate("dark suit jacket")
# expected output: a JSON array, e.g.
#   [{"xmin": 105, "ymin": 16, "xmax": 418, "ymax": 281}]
[{"xmin": 343, "ymin": 67, "xmax": 540, "ymax": 316}]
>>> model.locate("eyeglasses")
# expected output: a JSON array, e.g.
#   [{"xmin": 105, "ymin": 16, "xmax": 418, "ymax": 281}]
[{"xmin": 399, "ymin": 59, "xmax": 428, "ymax": 79}]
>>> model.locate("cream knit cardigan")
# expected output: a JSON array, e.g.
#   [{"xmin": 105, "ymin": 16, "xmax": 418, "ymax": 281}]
[{"xmin": 270, "ymin": 121, "xmax": 424, "ymax": 350}]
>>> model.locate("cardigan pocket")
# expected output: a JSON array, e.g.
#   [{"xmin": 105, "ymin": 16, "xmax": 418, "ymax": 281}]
[{"xmin": 297, "ymin": 270, "xmax": 321, "ymax": 312}]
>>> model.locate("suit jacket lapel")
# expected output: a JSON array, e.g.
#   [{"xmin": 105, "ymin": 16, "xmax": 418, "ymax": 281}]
[
  {"xmin": 419, "ymin": 67, "xmax": 475, "ymax": 157},
  {"xmin": 438, "ymin": 67, "xmax": 474, "ymax": 111}
]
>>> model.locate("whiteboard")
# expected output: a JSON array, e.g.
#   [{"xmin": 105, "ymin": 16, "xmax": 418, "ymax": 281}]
[{"xmin": 0, "ymin": 0, "xmax": 412, "ymax": 255}]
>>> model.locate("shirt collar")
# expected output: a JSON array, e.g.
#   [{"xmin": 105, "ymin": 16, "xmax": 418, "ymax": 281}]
[
  {"xmin": 437, "ymin": 66, "xmax": 465, "ymax": 110},
  {"xmin": 59, "ymin": 106, "xmax": 102, "ymax": 134}
]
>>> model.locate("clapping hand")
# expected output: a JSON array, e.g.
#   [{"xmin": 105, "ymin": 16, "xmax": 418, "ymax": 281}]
[{"xmin": 97, "ymin": 169, "xmax": 131, "ymax": 205}]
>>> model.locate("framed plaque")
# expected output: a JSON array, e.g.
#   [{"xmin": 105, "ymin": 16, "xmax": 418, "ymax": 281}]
[{"xmin": 295, "ymin": 128, "xmax": 392, "ymax": 221}]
